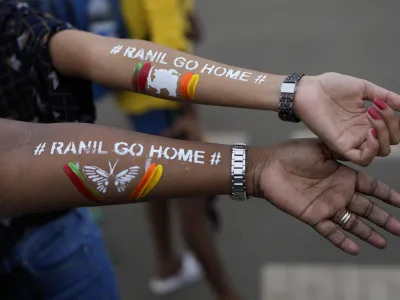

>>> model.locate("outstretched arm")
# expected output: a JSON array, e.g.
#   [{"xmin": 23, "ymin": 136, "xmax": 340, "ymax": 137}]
[
  {"xmin": 49, "ymin": 30, "xmax": 400, "ymax": 166},
  {"xmin": 49, "ymin": 29, "xmax": 285, "ymax": 111},
  {"xmin": 3, "ymin": 119, "xmax": 400, "ymax": 256},
  {"xmin": 0, "ymin": 119, "xmax": 262, "ymax": 218},
  {"xmin": 7, "ymin": 1, "xmax": 400, "ymax": 166}
]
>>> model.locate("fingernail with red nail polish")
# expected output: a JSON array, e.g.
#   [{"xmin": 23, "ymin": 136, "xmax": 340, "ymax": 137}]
[
  {"xmin": 368, "ymin": 107, "xmax": 380, "ymax": 120},
  {"xmin": 371, "ymin": 128, "xmax": 377, "ymax": 139},
  {"xmin": 374, "ymin": 98, "xmax": 387, "ymax": 110}
]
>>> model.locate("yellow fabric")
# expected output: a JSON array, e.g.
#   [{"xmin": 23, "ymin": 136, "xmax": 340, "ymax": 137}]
[{"xmin": 117, "ymin": 0, "xmax": 194, "ymax": 114}]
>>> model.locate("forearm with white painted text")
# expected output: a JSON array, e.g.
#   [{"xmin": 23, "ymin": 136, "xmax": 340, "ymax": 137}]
[
  {"xmin": 0, "ymin": 120, "xmax": 262, "ymax": 218},
  {"xmin": 49, "ymin": 30, "xmax": 286, "ymax": 111}
]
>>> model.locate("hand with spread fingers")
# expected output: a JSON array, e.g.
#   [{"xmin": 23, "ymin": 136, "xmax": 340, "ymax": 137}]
[
  {"xmin": 251, "ymin": 138, "xmax": 400, "ymax": 255},
  {"xmin": 294, "ymin": 72, "xmax": 400, "ymax": 166}
]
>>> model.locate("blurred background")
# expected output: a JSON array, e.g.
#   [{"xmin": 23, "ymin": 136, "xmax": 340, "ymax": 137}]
[{"xmin": 30, "ymin": 0, "xmax": 400, "ymax": 299}]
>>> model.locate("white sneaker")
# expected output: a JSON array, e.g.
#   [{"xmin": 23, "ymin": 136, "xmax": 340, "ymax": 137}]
[{"xmin": 149, "ymin": 252, "xmax": 203, "ymax": 295}]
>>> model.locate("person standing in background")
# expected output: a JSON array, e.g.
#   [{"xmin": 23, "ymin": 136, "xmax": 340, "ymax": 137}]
[{"xmin": 117, "ymin": 1, "xmax": 241, "ymax": 299}]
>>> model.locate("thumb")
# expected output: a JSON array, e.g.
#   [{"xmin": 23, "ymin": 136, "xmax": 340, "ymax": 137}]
[{"xmin": 344, "ymin": 129, "xmax": 379, "ymax": 167}]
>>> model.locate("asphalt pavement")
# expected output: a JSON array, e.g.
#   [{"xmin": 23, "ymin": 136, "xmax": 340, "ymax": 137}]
[{"xmin": 94, "ymin": 1, "xmax": 400, "ymax": 299}]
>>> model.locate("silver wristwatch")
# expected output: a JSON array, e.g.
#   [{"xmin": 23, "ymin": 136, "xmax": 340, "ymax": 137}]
[{"xmin": 230, "ymin": 143, "xmax": 251, "ymax": 202}]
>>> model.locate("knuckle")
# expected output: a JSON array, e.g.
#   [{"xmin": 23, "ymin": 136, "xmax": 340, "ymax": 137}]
[
  {"xmin": 386, "ymin": 107, "xmax": 397, "ymax": 118},
  {"xmin": 391, "ymin": 134, "xmax": 400, "ymax": 145},
  {"xmin": 364, "ymin": 201, "xmax": 375, "ymax": 218},
  {"xmin": 334, "ymin": 209, "xmax": 347, "ymax": 223},
  {"xmin": 359, "ymin": 159, "xmax": 371, "ymax": 167},
  {"xmin": 345, "ymin": 216, "xmax": 358, "ymax": 231},
  {"xmin": 337, "ymin": 235, "xmax": 348, "ymax": 249},
  {"xmin": 381, "ymin": 147, "xmax": 391, "ymax": 157}
]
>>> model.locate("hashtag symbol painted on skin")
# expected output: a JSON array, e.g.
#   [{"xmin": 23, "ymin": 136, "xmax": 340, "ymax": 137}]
[
  {"xmin": 34, "ymin": 143, "xmax": 46, "ymax": 156},
  {"xmin": 254, "ymin": 74, "xmax": 267, "ymax": 84},
  {"xmin": 110, "ymin": 45, "xmax": 123, "ymax": 55},
  {"xmin": 210, "ymin": 152, "xmax": 221, "ymax": 165}
]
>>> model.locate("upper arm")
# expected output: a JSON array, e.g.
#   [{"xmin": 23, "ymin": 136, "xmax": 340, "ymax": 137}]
[
  {"xmin": 0, "ymin": 2, "xmax": 94, "ymax": 123},
  {"xmin": 0, "ymin": 2, "xmax": 90, "ymax": 80},
  {"xmin": 1, "ymin": 1, "xmax": 74, "ymax": 64}
]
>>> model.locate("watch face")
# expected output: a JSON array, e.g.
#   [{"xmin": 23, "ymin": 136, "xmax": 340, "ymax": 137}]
[
  {"xmin": 281, "ymin": 82, "xmax": 296, "ymax": 94},
  {"xmin": 233, "ymin": 143, "xmax": 246, "ymax": 150}
]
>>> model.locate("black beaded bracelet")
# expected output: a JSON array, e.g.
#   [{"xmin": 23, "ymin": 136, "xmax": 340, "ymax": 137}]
[{"xmin": 278, "ymin": 73, "xmax": 304, "ymax": 123}]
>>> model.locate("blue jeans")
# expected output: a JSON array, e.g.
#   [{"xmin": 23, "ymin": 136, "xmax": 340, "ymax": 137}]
[{"xmin": 0, "ymin": 208, "xmax": 119, "ymax": 300}]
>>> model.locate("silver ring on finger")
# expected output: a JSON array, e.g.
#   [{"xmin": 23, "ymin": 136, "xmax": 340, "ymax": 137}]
[{"xmin": 338, "ymin": 210, "xmax": 352, "ymax": 228}]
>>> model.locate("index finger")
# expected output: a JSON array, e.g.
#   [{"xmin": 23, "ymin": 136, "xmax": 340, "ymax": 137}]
[
  {"xmin": 356, "ymin": 171, "xmax": 400, "ymax": 207},
  {"xmin": 363, "ymin": 80, "xmax": 400, "ymax": 110}
]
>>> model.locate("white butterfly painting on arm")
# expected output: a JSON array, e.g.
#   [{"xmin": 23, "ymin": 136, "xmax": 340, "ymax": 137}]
[{"xmin": 82, "ymin": 160, "xmax": 140, "ymax": 194}]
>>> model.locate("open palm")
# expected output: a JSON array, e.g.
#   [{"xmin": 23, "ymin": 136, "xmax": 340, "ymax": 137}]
[{"xmin": 257, "ymin": 139, "xmax": 400, "ymax": 255}]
